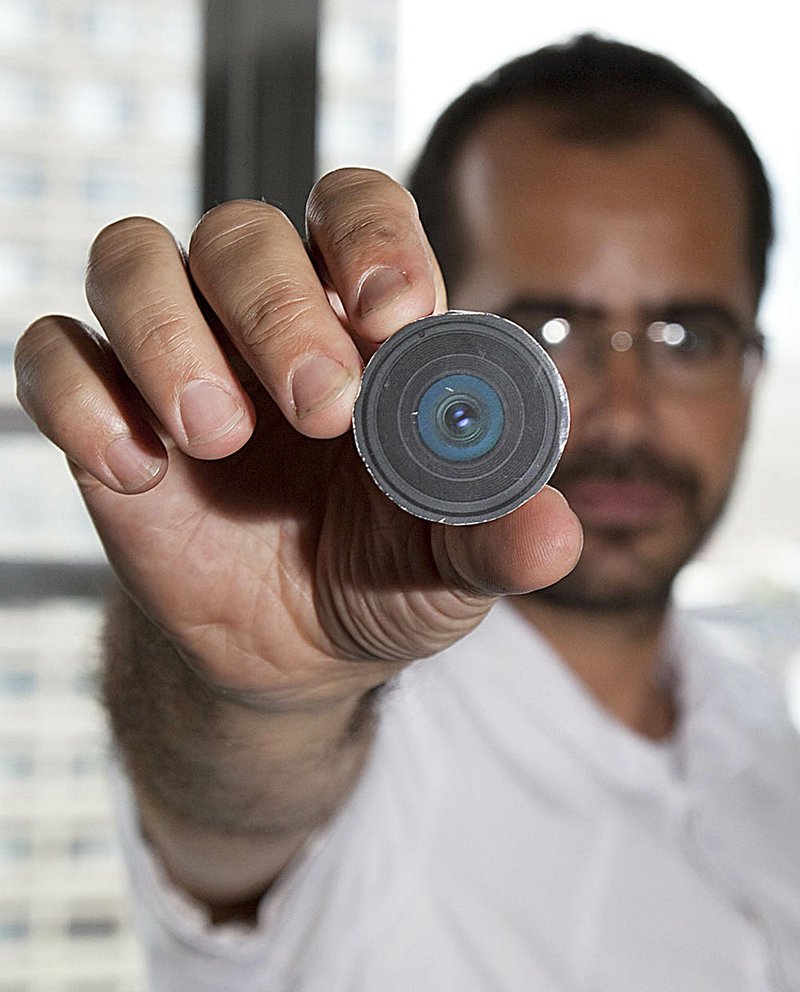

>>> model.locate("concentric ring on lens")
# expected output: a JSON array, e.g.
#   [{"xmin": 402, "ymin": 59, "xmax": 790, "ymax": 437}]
[
  {"xmin": 417, "ymin": 373, "xmax": 504, "ymax": 462},
  {"xmin": 352, "ymin": 311, "xmax": 570, "ymax": 525}
]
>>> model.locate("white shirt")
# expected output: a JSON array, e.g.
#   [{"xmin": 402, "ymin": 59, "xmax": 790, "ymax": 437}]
[{"xmin": 113, "ymin": 601, "xmax": 800, "ymax": 991}]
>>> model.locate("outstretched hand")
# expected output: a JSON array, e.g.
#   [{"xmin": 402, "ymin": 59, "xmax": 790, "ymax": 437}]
[{"xmin": 15, "ymin": 168, "xmax": 582, "ymax": 706}]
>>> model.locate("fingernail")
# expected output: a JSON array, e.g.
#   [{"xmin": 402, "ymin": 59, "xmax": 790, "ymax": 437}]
[
  {"xmin": 357, "ymin": 266, "xmax": 411, "ymax": 318},
  {"xmin": 105, "ymin": 437, "xmax": 165, "ymax": 493},
  {"xmin": 291, "ymin": 355, "xmax": 355, "ymax": 419},
  {"xmin": 179, "ymin": 380, "xmax": 245, "ymax": 446}
]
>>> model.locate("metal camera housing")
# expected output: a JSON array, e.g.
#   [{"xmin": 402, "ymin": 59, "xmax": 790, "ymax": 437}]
[{"xmin": 352, "ymin": 311, "xmax": 570, "ymax": 525}]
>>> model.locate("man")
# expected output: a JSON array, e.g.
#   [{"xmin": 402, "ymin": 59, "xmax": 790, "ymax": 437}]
[{"xmin": 14, "ymin": 34, "xmax": 800, "ymax": 991}]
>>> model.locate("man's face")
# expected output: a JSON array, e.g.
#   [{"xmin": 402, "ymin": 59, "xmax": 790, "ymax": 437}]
[{"xmin": 448, "ymin": 105, "xmax": 760, "ymax": 610}]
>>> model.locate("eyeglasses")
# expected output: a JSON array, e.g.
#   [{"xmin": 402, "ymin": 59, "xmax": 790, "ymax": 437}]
[{"xmin": 503, "ymin": 303, "xmax": 765, "ymax": 393}]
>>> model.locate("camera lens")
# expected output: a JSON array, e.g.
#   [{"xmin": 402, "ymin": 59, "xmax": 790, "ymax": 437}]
[
  {"xmin": 418, "ymin": 374, "xmax": 504, "ymax": 461},
  {"xmin": 352, "ymin": 311, "xmax": 570, "ymax": 525},
  {"xmin": 439, "ymin": 396, "xmax": 481, "ymax": 442}
]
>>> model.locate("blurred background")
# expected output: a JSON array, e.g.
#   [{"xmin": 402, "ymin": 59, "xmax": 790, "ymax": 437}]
[{"xmin": 1, "ymin": 1, "xmax": 799, "ymax": 988}]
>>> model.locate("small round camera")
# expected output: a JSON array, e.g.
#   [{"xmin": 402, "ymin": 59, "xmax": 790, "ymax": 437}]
[{"xmin": 352, "ymin": 311, "xmax": 570, "ymax": 525}]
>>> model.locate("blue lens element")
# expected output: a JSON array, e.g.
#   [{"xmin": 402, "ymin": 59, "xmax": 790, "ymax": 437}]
[{"xmin": 417, "ymin": 374, "xmax": 504, "ymax": 462}]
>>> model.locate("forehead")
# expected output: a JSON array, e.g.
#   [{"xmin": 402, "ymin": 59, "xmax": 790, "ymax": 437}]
[{"xmin": 451, "ymin": 104, "xmax": 755, "ymax": 315}]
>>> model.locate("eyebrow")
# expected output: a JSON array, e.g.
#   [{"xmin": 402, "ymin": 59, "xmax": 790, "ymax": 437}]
[
  {"xmin": 498, "ymin": 295, "xmax": 745, "ymax": 327},
  {"xmin": 499, "ymin": 296, "xmax": 605, "ymax": 322}
]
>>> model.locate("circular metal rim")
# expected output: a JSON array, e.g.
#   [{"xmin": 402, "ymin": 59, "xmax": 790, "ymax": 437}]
[{"xmin": 352, "ymin": 311, "xmax": 570, "ymax": 525}]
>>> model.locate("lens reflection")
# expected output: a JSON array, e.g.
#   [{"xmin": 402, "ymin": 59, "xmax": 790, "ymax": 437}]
[
  {"xmin": 417, "ymin": 374, "xmax": 504, "ymax": 462},
  {"xmin": 439, "ymin": 397, "xmax": 483, "ymax": 442}
]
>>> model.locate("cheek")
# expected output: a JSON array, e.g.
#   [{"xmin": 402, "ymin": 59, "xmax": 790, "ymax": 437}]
[
  {"xmin": 657, "ymin": 393, "xmax": 752, "ymax": 495},
  {"xmin": 562, "ymin": 386, "xmax": 751, "ymax": 497}
]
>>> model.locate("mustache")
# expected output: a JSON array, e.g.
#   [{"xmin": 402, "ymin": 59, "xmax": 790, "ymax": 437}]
[{"xmin": 550, "ymin": 444, "xmax": 702, "ymax": 502}]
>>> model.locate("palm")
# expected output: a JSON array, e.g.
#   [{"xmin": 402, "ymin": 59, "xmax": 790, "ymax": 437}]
[{"xmin": 76, "ymin": 403, "xmax": 481, "ymax": 694}]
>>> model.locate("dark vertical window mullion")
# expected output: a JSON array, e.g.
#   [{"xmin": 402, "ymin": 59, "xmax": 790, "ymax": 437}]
[{"xmin": 203, "ymin": 0, "xmax": 320, "ymax": 232}]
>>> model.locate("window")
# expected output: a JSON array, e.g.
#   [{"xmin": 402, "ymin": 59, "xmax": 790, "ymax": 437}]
[
  {"xmin": 69, "ymin": 834, "xmax": 115, "ymax": 861},
  {"xmin": 0, "ymin": 917, "xmax": 31, "ymax": 943},
  {"xmin": 0, "ymin": 0, "xmax": 48, "ymax": 45},
  {"xmin": 0, "ymin": 669, "xmax": 37, "ymax": 697},
  {"xmin": 1, "ymin": 6, "xmax": 202, "ymax": 990},
  {"xmin": 0, "ymin": 752, "xmax": 35, "ymax": 781},
  {"xmin": 63, "ymin": 80, "xmax": 138, "ymax": 140},
  {"xmin": 0, "ymin": 836, "xmax": 33, "ymax": 862},
  {"xmin": 0, "ymin": 243, "xmax": 46, "ymax": 294},
  {"xmin": 0, "ymin": 156, "xmax": 47, "ymax": 200},
  {"xmin": 81, "ymin": 0, "xmax": 142, "ymax": 56},
  {"xmin": 81, "ymin": 160, "xmax": 139, "ymax": 207},
  {"xmin": 66, "ymin": 914, "xmax": 120, "ymax": 939},
  {"xmin": 0, "ymin": 68, "xmax": 49, "ymax": 127}
]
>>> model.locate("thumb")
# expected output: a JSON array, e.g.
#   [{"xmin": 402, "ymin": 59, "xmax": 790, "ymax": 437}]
[{"xmin": 431, "ymin": 486, "xmax": 583, "ymax": 598}]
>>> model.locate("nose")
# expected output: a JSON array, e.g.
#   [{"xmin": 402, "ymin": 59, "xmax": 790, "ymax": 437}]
[{"xmin": 570, "ymin": 339, "xmax": 656, "ymax": 448}]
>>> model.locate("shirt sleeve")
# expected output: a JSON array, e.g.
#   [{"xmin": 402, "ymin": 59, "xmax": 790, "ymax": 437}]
[
  {"xmin": 103, "ymin": 644, "xmax": 475, "ymax": 991},
  {"xmin": 107, "ymin": 759, "xmax": 323, "ymax": 990}
]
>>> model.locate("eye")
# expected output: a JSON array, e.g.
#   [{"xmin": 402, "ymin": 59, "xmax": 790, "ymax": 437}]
[
  {"xmin": 646, "ymin": 320, "xmax": 726, "ymax": 362},
  {"xmin": 504, "ymin": 310, "xmax": 572, "ymax": 349},
  {"xmin": 540, "ymin": 317, "xmax": 571, "ymax": 346}
]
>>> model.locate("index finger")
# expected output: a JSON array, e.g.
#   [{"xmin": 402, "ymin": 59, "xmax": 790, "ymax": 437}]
[{"xmin": 85, "ymin": 216, "xmax": 258, "ymax": 460}]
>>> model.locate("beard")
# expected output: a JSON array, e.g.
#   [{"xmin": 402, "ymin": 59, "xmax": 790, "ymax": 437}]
[{"xmin": 534, "ymin": 442, "xmax": 732, "ymax": 613}]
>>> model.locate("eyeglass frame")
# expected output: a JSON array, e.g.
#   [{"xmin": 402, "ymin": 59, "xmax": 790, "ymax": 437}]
[{"xmin": 499, "ymin": 297, "xmax": 766, "ymax": 392}]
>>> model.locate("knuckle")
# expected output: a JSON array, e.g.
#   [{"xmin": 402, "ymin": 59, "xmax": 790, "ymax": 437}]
[
  {"xmin": 234, "ymin": 276, "xmax": 315, "ymax": 355},
  {"xmin": 13, "ymin": 318, "xmax": 97, "ymax": 426},
  {"xmin": 14, "ymin": 316, "xmax": 66, "ymax": 388},
  {"xmin": 189, "ymin": 199, "xmax": 293, "ymax": 268},
  {"xmin": 307, "ymin": 168, "xmax": 418, "ymax": 257},
  {"xmin": 45, "ymin": 375, "xmax": 99, "ymax": 424},
  {"xmin": 329, "ymin": 212, "xmax": 401, "ymax": 256},
  {"xmin": 309, "ymin": 167, "xmax": 395, "ymax": 210},
  {"xmin": 87, "ymin": 216, "xmax": 176, "ymax": 295},
  {"xmin": 187, "ymin": 200, "xmax": 318, "ymax": 359},
  {"xmin": 122, "ymin": 300, "xmax": 196, "ymax": 370},
  {"xmin": 88, "ymin": 216, "xmax": 170, "ymax": 269}
]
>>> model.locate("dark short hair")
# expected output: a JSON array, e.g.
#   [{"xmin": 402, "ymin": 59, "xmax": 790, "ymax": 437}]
[{"xmin": 407, "ymin": 34, "xmax": 774, "ymax": 303}]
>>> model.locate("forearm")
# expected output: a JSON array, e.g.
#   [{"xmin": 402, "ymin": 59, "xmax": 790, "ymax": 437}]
[{"xmin": 102, "ymin": 585, "xmax": 377, "ymax": 914}]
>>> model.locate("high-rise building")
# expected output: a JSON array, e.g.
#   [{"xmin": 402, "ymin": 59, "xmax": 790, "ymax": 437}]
[
  {"xmin": 0, "ymin": 0, "xmax": 203, "ymax": 405},
  {"xmin": 318, "ymin": 0, "xmax": 399, "ymax": 175},
  {"xmin": 1, "ymin": 2, "xmax": 201, "ymax": 988},
  {"xmin": 0, "ymin": 598, "xmax": 146, "ymax": 991},
  {"xmin": 0, "ymin": 1, "xmax": 400, "ymax": 988}
]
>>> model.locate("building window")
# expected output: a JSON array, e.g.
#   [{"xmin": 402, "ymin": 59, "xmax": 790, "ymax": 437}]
[
  {"xmin": 63, "ymin": 80, "xmax": 139, "ymax": 141},
  {"xmin": 0, "ymin": 0, "xmax": 49, "ymax": 46},
  {"xmin": 0, "ymin": 155, "xmax": 48, "ymax": 200},
  {"xmin": 0, "ymin": 917, "xmax": 31, "ymax": 943},
  {"xmin": 0, "ymin": 668, "xmax": 37, "ymax": 696},
  {"xmin": 0, "ymin": 836, "xmax": 34, "ymax": 862},
  {"xmin": 0, "ymin": 9, "xmax": 201, "ymax": 992},
  {"xmin": 80, "ymin": 0, "xmax": 142, "ymax": 56},
  {"xmin": 66, "ymin": 914, "xmax": 121, "ymax": 939},
  {"xmin": 69, "ymin": 834, "xmax": 116, "ymax": 861},
  {"xmin": 80, "ymin": 160, "xmax": 139, "ymax": 208},
  {"xmin": 0, "ymin": 68, "xmax": 49, "ymax": 126},
  {"xmin": 0, "ymin": 243, "xmax": 46, "ymax": 294},
  {"xmin": 0, "ymin": 752, "xmax": 35, "ymax": 781}
]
